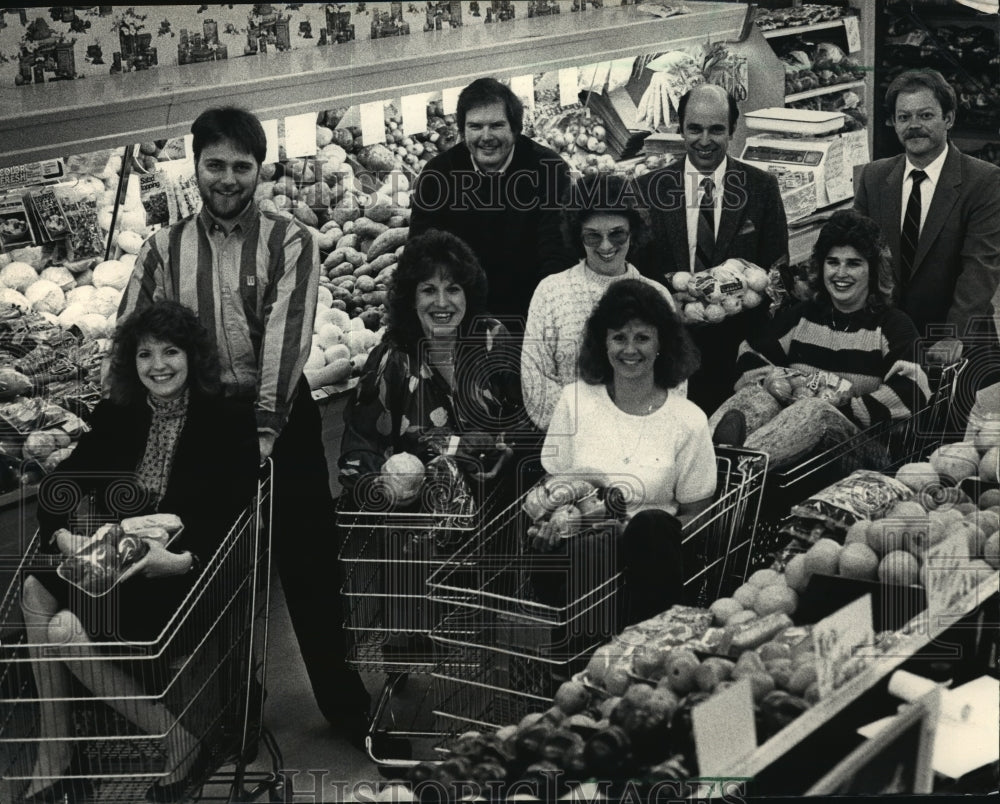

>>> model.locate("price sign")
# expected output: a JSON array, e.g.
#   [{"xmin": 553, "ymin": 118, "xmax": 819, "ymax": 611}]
[
  {"xmin": 441, "ymin": 86, "xmax": 462, "ymax": 116},
  {"xmin": 510, "ymin": 74, "xmax": 535, "ymax": 111},
  {"xmin": 359, "ymin": 101, "xmax": 386, "ymax": 146},
  {"xmin": 813, "ymin": 594, "xmax": 875, "ymax": 700},
  {"xmin": 692, "ymin": 676, "xmax": 757, "ymax": 776},
  {"xmin": 284, "ymin": 112, "xmax": 318, "ymax": 158},
  {"xmin": 584, "ymin": 62, "xmax": 612, "ymax": 94},
  {"xmin": 558, "ymin": 68, "xmax": 579, "ymax": 107},
  {"xmin": 843, "ymin": 17, "xmax": 862, "ymax": 54},
  {"xmin": 925, "ymin": 534, "xmax": 982, "ymax": 620},
  {"xmin": 401, "ymin": 92, "xmax": 430, "ymax": 137},
  {"xmin": 261, "ymin": 120, "xmax": 281, "ymax": 165}
]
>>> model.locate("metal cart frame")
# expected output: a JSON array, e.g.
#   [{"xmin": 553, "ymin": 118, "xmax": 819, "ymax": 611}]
[
  {"xmin": 751, "ymin": 360, "xmax": 967, "ymax": 568},
  {"xmin": 0, "ymin": 462, "xmax": 281, "ymax": 804},
  {"xmin": 427, "ymin": 446, "xmax": 769, "ymax": 735}
]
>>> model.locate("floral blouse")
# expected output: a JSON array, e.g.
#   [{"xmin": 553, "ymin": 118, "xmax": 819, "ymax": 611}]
[{"xmin": 338, "ymin": 318, "xmax": 528, "ymax": 488}]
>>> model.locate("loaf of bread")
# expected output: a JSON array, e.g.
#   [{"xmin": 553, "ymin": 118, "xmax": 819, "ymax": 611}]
[{"xmin": 121, "ymin": 513, "xmax": 183, "ymax": 535}]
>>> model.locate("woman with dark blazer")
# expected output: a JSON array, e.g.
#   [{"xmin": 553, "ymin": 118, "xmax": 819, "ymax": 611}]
[{"xmin": 21, "ymin": 301, "xmax": 258, "ymax": 803}]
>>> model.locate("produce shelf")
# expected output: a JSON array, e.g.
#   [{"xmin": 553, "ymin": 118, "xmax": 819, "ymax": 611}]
[
  {"xmin": 761, "ymin": 19, "xmax": 852, "ymax": 39},
  {"xmin": 785, "ymin": 79, "xmax": 866, "ymax": 103},
  {"xmin": 718, "ymin": 571, "xmax": 1000, "ymax": 788},
  {"xmin": 0, "ymin": 2, "xmax": 749, "ymax": 168}
]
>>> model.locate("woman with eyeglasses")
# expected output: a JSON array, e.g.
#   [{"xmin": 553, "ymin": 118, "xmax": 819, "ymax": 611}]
[{"xmin": 521, "ymin": 173, "xmax": 682, "ymax": 430}]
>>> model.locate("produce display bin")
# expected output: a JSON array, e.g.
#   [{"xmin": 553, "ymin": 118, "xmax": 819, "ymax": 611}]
[
  {"xmin": 427, "ymin": 446, "xmax": 769, "ymax": 734},
  {"xmin": 752, "ymin": 359, "xmax": 967, "ymax": 568}
]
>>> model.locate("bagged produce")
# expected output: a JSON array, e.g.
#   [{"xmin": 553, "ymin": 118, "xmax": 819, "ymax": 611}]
[
  {"xmin": 57, "ymin": 523, "xmax": 153, "ymax": 597},
  {"xmin": 763, "ymin": 367, "xmax": 853, "ymax": 406},
  {"xmin": 789, "ymin": 469, "xmax": 913, "ymax": 535},
  {"xmin": 745, "ymin": 397, "xmax": 859, "ymax": 469},
  {"xmin": 424, "ymin": 454, "xmax": 473, "ymax": 516}
]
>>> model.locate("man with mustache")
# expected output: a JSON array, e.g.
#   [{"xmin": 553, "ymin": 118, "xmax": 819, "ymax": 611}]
[{"xmin": 855, "ymin": 69, "xmax": 1000, "ymax": 354}]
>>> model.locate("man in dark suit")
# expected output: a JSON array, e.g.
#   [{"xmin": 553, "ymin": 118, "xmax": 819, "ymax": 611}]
[
  {"xmin": 855, "ymin": 68, "xmax": 1000, "ymax": 423},
  {"xmin": 855, "ymin": 68, "xmax": 1000, "ymax": 345},
  {"xmin": 409, "ymin": 77, "xmax": 574, "ymax": 331},
  {"xmin": 634, "ymin": 84, "xmax": 790, "ymax": 415}
]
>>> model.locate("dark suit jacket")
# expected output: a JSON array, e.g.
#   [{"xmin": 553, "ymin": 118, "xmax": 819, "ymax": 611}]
[
  {"xmin": 633, "ymin": 157, "xmax": 790, "ymax": 282},
  {"xmin": 633, "ymin": 158, "xmax": 790, "ymax": 414},
  {"xmin": 37, "ymin": 393, "xmax": 259, "ymax": 559},
  {"xmin": 854, "ymin": 143, "xmax": 1000, "ymax": 340},
  {"xmin": 409, "ymin": 135, "xmax": 574, "ymax": 324}
]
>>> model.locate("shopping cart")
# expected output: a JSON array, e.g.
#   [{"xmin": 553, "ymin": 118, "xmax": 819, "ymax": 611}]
[
  {"xmin": 427, "ymin": 446, "xmax": 769, "ymax": 735},
  {"xmin": 338, "ymin": 471, "xmax": 517, "ymax": 768},
  {"xmin": 750, "ymin": 359, "xmax": 967, "ymax": 569},
  {"xmin": 0, "ymin": 462, "xmax": 281, "ymax": 804}
]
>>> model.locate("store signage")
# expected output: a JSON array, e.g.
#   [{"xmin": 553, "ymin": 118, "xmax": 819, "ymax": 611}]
[
  {"xmin": 925, "ymin": 534, "xmax": 983, "ymax": 621},
  {"xmin": 510, "ymin": 75, "xmax": 534, "ymax": 111},
  {"xmin": 401, "ymin": 92, "xmax": 430, "ymax": 136},
  {"xmin": 261, "ymin": 120, "xmax": 281, "ymax": 165},
  {"xmin": 441, "ymin": 86, "xmax": 461, "ymax": 116},
  {"xmin": 843, "ymin": 17, "xmax": 862, "ymax": 53},
  {"xmin": 692, "ymin": 676, "xmax": 756, "ymax": 776},
  {"xmin": 813, "ymin": 594, "xmax": 874, "ymax": 699},
  {"xmin": 0, "ymin": 160, "xmax": 65, "ymax": 190},
  {"xmin": 558, "ymin": 67, "xmax": 578, "ymax": 107},
  {"xmin": 285, "ymin": 112, "xmax": 318, "ymax": 158},
  {"xmin": 360, "ymin": 101, "xmax": 386, "ymax": 146},
  {"xmin": 584, "ymin": 62, "xmax": 611, "ymax": 94}
]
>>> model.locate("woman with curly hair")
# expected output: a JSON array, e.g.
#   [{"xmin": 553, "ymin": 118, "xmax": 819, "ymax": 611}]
[
  {"xmin": 21, "ymin": 300, "xmax": 258, "ymax": 802},
  {"xmin": 719, "ymin": 209, "xmax": 930, "ymax": 466},
  {"xmin": 540, "ymin": 279, "xmax": 716, "ymax": 624},
  {"xmin": 339, "ymin": 228, "xmax": 528, "ymax": 497},
  {"xmin": 521, "ymin": 172, "xmax": 681, "ymax": 429}
]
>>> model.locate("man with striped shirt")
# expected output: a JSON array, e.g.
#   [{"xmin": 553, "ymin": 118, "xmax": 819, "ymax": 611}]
[{"xmin": 118, "ymin": 106, "xmax": 370, "ymax": 744}]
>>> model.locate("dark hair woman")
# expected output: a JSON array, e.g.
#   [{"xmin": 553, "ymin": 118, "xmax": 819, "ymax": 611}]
[
  {"xmin": 20, "ymin": 300, "xmax": 258, "ymax": 803},
  {"xmin": 541, "ymin": 279, "xmax": 717, "ymax": 625},
  {"xmin": 721, "ymin": 209, "xmax": 930, "ymax": 468},
  {"xmin": 339, "ymin": 228, "xmax": 526, "ymax": 496},
  {"xmin": 521, "ymin": 173, "xmax": 684, "ymax": 429}
]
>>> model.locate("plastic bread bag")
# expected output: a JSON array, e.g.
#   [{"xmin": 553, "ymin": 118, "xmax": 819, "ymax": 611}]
[{"xmin": 788, "ymin": 469, "xmax": 914, "ymax": 533}]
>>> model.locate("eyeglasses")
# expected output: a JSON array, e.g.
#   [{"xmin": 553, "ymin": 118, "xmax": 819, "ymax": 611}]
[
  {"xmin": 582, "ymin": 229, "xmax": 630, "ymax": 247},
  {"xmin": 890, "ymin": 111, "xmax": 940, "ymax": 126}
]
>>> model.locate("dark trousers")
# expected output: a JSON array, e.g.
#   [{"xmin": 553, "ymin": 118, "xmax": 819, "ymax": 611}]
[
  {"xmin": 687, "ymin": 308, "xmax": 766, "ymax": 417},
  {"xmin": 618, "ymin": 509, "xmax": 688, "ymax": 627},
  {"xmin": 271, "ymin": 379, "xmax": 368, "ymax": 720}
]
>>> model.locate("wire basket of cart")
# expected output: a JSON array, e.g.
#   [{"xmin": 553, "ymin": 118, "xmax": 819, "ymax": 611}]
[
  {"xmin": 337, "ymin": 466, "xmax": 517, "ymax": 768},
  {"xmin": 427, "ymin": 446, "xmax": 769, "ymax": 735},
  {"xmin": 0, "ymin": 462, "xmax": 279, "ymax": 804},
  {"xmin": 750, "ymin": 359, "xmax": 967, "ymax": 568}
]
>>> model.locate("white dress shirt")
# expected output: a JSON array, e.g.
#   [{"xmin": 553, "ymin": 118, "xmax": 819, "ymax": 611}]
[
  {"xmin": 899, "ymin": 148, "xmax": 947, "ymax": 236},
  {"xmin": 685, "ymin": 156, "xmax": 727, "ymax": 272}
]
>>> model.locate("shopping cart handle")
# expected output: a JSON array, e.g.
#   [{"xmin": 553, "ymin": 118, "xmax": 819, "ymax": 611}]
[{"xmin": 470, "ymin": 446, "xmax": 514, "ymax": 483}]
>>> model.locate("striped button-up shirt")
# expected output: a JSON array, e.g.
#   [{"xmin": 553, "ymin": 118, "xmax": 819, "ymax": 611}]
[{"xmin": 118, "ymin": 202, "xmax": 319, "ymax": 437}]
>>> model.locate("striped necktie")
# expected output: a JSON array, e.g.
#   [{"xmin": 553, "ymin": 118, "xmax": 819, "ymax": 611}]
[
  {"xmin": 695, "ymin": 176, "xmax": 716, "ymax": 271},
  {"xmin": 899, "ymin": 169, "xmax": 927, "ymax": 285}
]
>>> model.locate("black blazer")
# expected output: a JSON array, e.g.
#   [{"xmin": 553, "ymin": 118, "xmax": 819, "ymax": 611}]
[{"xmin": 37, "ymin": 393, "xmax": 259, "ymax": 563}]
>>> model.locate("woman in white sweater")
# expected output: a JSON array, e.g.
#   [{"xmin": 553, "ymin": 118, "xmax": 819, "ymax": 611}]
[
  {"xmin": 521, "ymin": 173, "xmax": 680, "ymax": 430},
  {"xmin": 541, "ymin": 280, "xmax": 716, "ymax": 624}
]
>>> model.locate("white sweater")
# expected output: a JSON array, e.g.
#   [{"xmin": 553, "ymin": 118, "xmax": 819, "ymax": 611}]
[
  {"xmin": 542, "ymin": 381, "xmax": 716, "ymax": 517},
  {"xmin": 521, "ymin": 260, "xmax": 683, "ymax": 429}
]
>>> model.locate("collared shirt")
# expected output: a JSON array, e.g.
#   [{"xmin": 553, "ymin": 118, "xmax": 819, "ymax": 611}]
[
  {"xmin": 118, "ymin": 201, "xmax": 319, "ymax": 437},
  {"xmin": 470, "ymin": 143, "xmax": 516, "ymax": 175},
  {"xmin": 900, "ymin": 148, "xmax": 947, "ymax": 235},
  {"xmin": 684, "ymin": 156, "xmax": 728, "ymax": 272}
]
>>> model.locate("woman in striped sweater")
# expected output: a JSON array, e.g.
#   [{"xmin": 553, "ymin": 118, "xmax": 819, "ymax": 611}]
[{"xmin": 727, "ymin": 210, "xmax": 929, "ymax": 462}]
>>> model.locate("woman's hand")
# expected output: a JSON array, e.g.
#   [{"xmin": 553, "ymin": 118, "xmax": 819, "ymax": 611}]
[
  {"xmin": 55, "ymin": 528, "xmax": 88, "ymax": 557},
  {"xmin": 122, "ymin": 539, "xmax": 192, "ymax": 580},
  {"xmin": 884, "ymin": 360, "xmax": 930, "ymax": 399}
]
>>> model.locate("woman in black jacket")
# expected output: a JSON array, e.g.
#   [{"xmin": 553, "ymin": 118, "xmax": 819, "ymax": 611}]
[{"xmin": 21, "ymin": 301, "xmax": 258, "ymax": 803}]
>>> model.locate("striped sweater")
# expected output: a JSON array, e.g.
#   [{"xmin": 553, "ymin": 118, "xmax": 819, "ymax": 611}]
[
  {"xmin": 735, "ymin": 301, "xmax": 927, "ymax": 426},
  {"xmin": 119, "ymin": 203, "xmax": 318, "ymax": 438}
]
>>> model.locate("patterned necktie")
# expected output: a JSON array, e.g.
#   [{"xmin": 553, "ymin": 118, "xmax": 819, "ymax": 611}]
[
  {"xmin": 899, "ymin": 169, "xmax": 927, "ymax": 285},
  {"xmin": 695, "ymin": 176, "xmax": 715, "ymax": 272}
]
